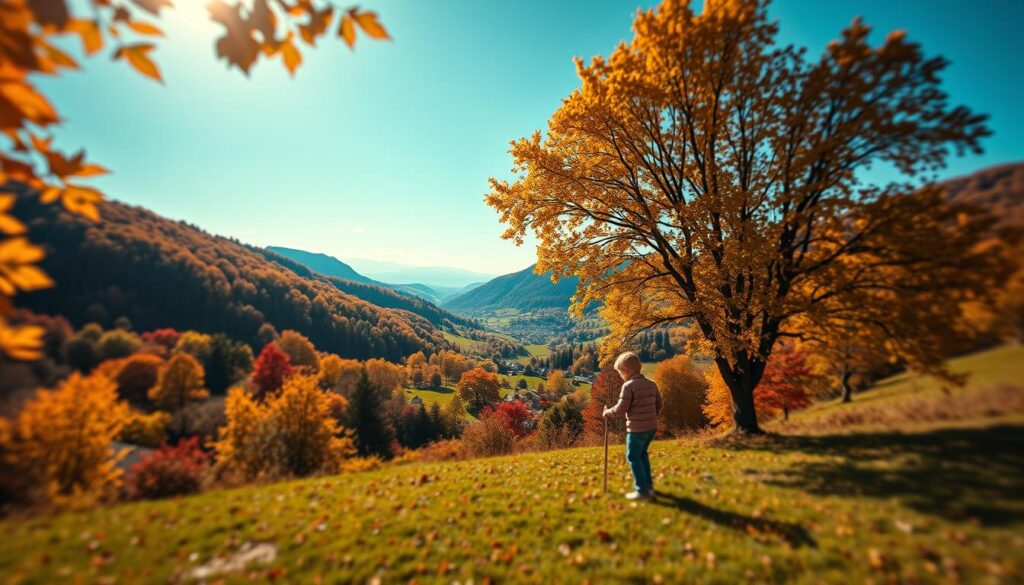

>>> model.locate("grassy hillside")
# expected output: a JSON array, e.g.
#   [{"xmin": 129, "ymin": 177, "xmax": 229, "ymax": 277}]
[
  {"xmin": 3, "ymin": 346, "xmax": 1021, "ymax": 583},
  {"xmin": 777, "ymin": 344, "xmax": 1024, "ymax": 434}
]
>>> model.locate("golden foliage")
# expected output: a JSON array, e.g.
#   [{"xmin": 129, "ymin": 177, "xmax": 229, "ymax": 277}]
[
  {"xmin": 119, "ymin": 410, "xmax": 170, "ymax": 448},
  {"xmin": 148, "ymin": 352, "xmax": 208, "ymax": 412},
  {"xmin": 702, "ymin": 369, "xmax": 734, "ymax": 429},
  {"xmin": 653, "ymin": 355, "xmax": 708, "ymax": 432},
  {"xmin": 0, "ymin": 373, "xmax": 130, "ymax": 509},
  {"xmin": 487, "ymin": 0, "xmax": 993, "ymax": 432},
  {"xmin": 215, "ymin": 376, "xmax": 354, "ymax": 479},
  {"xmin": 277, "ymin": 329, "xmax": 319, "ymax": 372},
  {"xmin": 545, "ymin": 369, "xmax": 569, "ymax": 395}
]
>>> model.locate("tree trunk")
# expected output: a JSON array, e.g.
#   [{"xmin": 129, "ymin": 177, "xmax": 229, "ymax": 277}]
[
  {"xmin": 716, "ymin": 356, "xmax": 762, "ymax": 434},
  {"xmin": 840, "ymin": 368, "xmax": 854, "ymax": 403}
]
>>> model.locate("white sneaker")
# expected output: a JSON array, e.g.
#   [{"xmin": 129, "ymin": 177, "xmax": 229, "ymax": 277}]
[{"xmin": 625, "ymin": 491, "xmax": 652, "ymax": 501}]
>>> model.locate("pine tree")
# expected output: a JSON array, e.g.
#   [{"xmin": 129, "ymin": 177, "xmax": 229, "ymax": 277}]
[{"xmin": 346, "ymin": 368, "xmax": 395, "ymax": 459}]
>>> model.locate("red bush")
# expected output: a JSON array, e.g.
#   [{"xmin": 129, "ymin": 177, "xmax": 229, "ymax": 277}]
[
  {"xmin": 252, "ymin": 343, "xmax": 293, "ymax": 400},
  {"xmin": 123, "ymin": 437, "xmax": 209, "ymax": 500},
  {"xmin": 141, "ymin": 328, "xmax": 182, "ymax": 351},
  {"xmin": 494, "ymin": 401, "xmax": 534, "ymax": 439}
]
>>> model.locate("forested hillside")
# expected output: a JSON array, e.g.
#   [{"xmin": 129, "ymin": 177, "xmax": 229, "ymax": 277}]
[
  {"xmin": 444, "ymin": 264, "xmax": 582, "ymax": 313},
  {"xmin": 12, "ymin": 191, "xmax": 446, "ymax": 361},
  {"xmin": 258, "ymin": 247, "xmax": 480, "ymax": 330}
]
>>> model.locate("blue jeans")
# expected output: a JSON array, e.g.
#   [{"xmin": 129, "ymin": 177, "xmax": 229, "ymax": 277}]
[{"xmin": 625, "ymin": 430, "xmax": 656, "ymax": 494}]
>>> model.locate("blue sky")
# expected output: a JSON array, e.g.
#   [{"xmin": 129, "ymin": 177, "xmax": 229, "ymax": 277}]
[{"xmin": 39, "ymin": 0, "xmax": 1023, "ymax": 274}]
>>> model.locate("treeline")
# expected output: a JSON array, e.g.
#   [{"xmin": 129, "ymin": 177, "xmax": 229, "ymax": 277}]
[{"xmin": 13, "ymin": 192, "xmax": 446, "ymax": 362}]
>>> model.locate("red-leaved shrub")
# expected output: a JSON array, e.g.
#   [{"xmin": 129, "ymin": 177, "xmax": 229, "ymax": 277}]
[{"xmin": 123, "ymin": 437, "xmax": 209, "ymax": 500}]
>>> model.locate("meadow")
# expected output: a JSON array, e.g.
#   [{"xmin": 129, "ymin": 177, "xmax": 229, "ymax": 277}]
[{"xmin": 3, "ymin": 345, "xmax": 1021, "ymax": 584}]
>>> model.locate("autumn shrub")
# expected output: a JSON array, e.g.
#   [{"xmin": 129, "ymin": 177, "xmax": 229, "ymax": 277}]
[
  {"xmin": 654, "ymin": 355, "xmax": 709, "ymax": 434},
  {"xmin": 0, "ymin": 373, "xmax": 129, "ymax": 510},
  {"xmin": 460, "ymin": 412, "xmax": 514, "ymax": 458},
  {"xmin": 277, "ymin": 330, "xmax": 320, "ymax": 372},
  {"xmin": 398, "ymin": 439, "xmax": 464, "ymax": 463},
  {"xmin": 215, "ymin": 376, "xmax": 355, "ymax": 480},
  {"xmin": 494, "ymin": 401, "xmax": 534, "ymax": 439},
  {"xmin": 112, "ymin": 353, "xmax": 164, "ymax": 407},
  {"xmin": 123, "ymin": 437, "xmax": 209, "ymax": 501},
  {"xmin": 149, "ymin": 352, "xmax": 208, "ymax": 415},
  {"xmin": 338, "ymin": 456, "xmax": 384, "ymax": 473},
  {"xmin": 251, "ymin": 343, "xmax": 293, "ymax": 400},
  {"xmin": 169, "ymin": 397, "xmax": 227, "ymax": 441},
  {"xmin": 97, "ymin": 329, "xmax": 142, "ymax": 360},
  {"xmin": 119, "ymin": 410, "xmax": 171, "ymax": 448},
  {"xmin": 536, "ymin": 401, "xmax": 585, "ymax": 450},
  {"xmin": 61, "ymin": 333, "xmax": 99, "ymax": 373}
]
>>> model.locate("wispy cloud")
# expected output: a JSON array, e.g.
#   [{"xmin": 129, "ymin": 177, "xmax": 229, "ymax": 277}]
[{"xmin": 351, "ymin": 226, "xmax": 366, "ymax": 234}]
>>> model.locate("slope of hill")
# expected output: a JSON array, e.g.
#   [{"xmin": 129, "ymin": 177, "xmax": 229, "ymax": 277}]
[
  {"xmin": 390, "ymin": 282, "xmax": 481, "ymax": 305},
  {"xmin": 12, "ymin": 190, "xmax": 445, "ymax": 361},
  {"xmin": 258, "ymin": 248, "xmax": 479, "ymax": 331},
  {"xmin": 266, "ymin": 246, "xmax": 382, "ymax": 286},
  {"xmin": 941, "ymin": 161, "xmax": 1024, "ymax": 227},
  {"xmin": 444, "ymin": 264, "xmax": 581, "ymax": 313},
  {"xmin": 3, "ymin": 346, "xmax": 1021, "ymax": 583}
]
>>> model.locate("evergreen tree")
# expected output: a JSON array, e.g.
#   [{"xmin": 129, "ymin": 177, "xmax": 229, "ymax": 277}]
[{"xmin": 346, "ymin": 368, "xmax": 395, "ymax": 459}]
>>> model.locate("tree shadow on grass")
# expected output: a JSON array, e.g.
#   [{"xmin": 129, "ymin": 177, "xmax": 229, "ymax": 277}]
[
  {"xmin": 650, "ymin": 492, "xmax": 817, "ymax": 548},
  {"xmin": 715, "ymin": 424, "xmax": 1024, "ymax": 527}
]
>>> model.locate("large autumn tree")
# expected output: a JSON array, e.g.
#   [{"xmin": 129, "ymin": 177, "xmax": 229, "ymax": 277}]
[{"xmin": 488, "ymin": 0, "xmax": 1000, "ymax": 433}]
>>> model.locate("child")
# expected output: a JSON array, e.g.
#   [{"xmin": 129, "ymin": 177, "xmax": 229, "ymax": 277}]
[{"xmin": 603, "ymin": 351, "xmax": 663, "ymax": 500}]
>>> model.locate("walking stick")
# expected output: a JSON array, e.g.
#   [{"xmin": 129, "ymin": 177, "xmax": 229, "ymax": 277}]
[{"xmin": 603, "ymin": 407, "xmax": 609, "ymax": 495}]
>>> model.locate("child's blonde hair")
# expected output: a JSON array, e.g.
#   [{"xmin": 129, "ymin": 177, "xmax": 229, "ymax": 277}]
[{"xmin": 613, "ymin": 351, "xmax": 641, "ymax": 375}]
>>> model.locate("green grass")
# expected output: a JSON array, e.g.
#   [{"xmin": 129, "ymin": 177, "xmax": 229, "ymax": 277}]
[
  {"xmin": 3, "ymin": 346, "xmax": 1022, "ymax": 583},
  {"xmin": 782, "ymin": 344, "xmax": 1024, "ymax": 433},
  {"xmin": 516, "ymin": 343, "xmax": 553, "ymax": 365}
]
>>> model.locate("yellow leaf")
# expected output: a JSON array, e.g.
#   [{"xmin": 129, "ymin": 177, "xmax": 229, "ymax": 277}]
[
  {"xmin": 281, "ymin": 39, "xmax": 302, "ymax": 77},
  {"xmin": 353, "ymin": 11, "xmax": 389, "ymax": 40},
  {"xmin": 0, "ymin": 237, "xmax": 52, "ymax": 296},
  {"xmin": 0, "ymin": 321, "xmax": 46, "ymax": 361},
  {"xmin": 339, "ymin": 14, "xmax": 356, "ymax": 49},
  {"xmin": 61, "ymin": 185, "xmax": 103, "ymax": 221},
  {"xmin": 127, "ymin": 20, "xmax": 164, "ymax": 36},
  {"xmin": 116, "ymin": 44, "xmax": 163, "ymax": 83}
]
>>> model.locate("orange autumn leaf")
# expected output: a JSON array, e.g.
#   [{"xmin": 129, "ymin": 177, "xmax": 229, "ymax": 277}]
[
  {"xmin": 60, "ymin": 185, "xmax": 103, "ymax": 221},
  {"xmin": 0, "ymin": 195, "xmax": 25, "ymax": 235},
  {"xmin": 0, "ymin": 80, "xmax": 59, "ymax": 126},
  {"xmin": 0, "ymin": 321, "xmax": 46, "ymax": 361},
  {"xmin": 353, "ymin": 10, "xmax": 389, "ymax": 40},
  {"xmin": 66, "ymin": 19, "xmax": 104, "ymax": 55},
  {"xmin": 127, "ymin": 20, "xmax": 164, "ymax": 36},
  {"xmin": 74, "ymin": 163, "xmax": 109, "ymax": 178},
  {"xmin": 0, "ymin": 236, "xmax": 53, "ymax": 296},
  {"xmin": 116, "ymin": 43, "xmax": 163, "ymax": 83},
  {"xmin": 339, "ymin": 13, "xmax": 356, "ymax": 49},
  {"xmin": 281, "ymin": 38, "xmax": 302, "ymax": 76}
]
